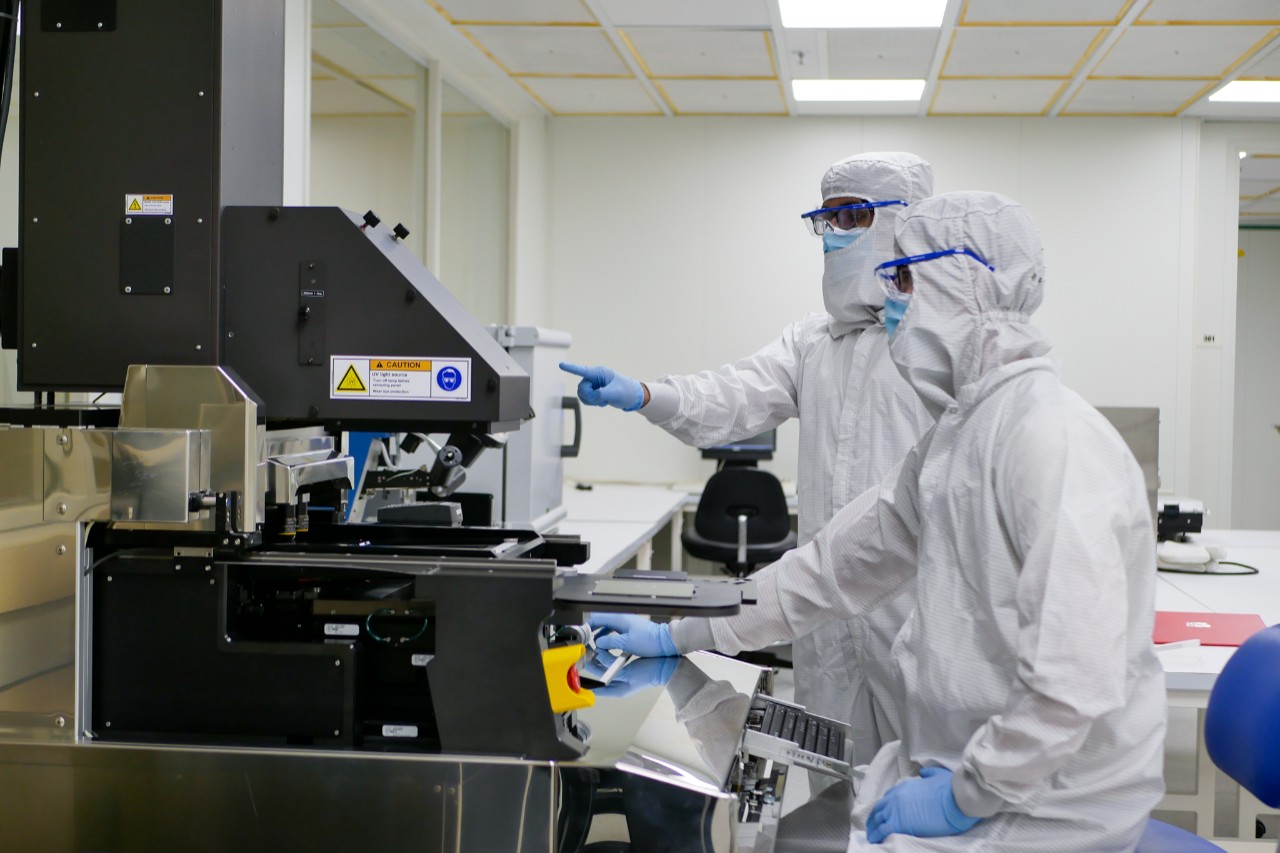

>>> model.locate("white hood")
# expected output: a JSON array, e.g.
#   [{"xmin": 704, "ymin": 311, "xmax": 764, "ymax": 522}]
[
  {"xmin": 887, "ymin": 191, "xmax": 1052, "ymax": 419},
  {"xmin": 820, "ymin": 152, "xmax": 933, "ymax": 338}
]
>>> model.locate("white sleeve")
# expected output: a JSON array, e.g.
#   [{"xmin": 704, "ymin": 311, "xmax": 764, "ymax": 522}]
[
  {"xmin": 951, "ymin": 417, "xmax": 1142, "ymax": 818},
  {"xmin": 639, "ymin": 318, "xmax": 817, "ymax": 448},
  {"xmin": 702, "ymin": 448, "xmax": 924, "ymax": 655}
]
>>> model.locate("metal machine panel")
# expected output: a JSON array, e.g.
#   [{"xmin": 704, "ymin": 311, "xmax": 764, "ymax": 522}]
[
  {"xmin": 220, "ymin": 206, "xmax": 531, "ymax": 431},
  {"xmin": 0, "ymin": 743, "xmax": 557, "ymax": 852},
  {"xmin": 17, "ymin": 0, "xmax": 285, "ymax": 390},
  {"xmin": 110, "ymin": 428, "xmax": 209, "ymax": 523}
]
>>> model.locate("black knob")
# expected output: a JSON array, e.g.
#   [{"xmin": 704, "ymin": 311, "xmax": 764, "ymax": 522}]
[
  {"xmin": 362, "ymin": 210, "xmax": 381, "ymax": 230},
  {"xmin": 393, "ymin": 223, "xmax": 410, "ymax": 241},
  {"xmin": 298, "ymin": 305, "xmax": 311, "ymax": 321}
]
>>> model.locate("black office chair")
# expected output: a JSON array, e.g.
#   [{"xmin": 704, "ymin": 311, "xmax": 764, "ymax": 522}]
[{"xmin": 682, "ymin": 465, "xmax": 797, "ymax": 578}]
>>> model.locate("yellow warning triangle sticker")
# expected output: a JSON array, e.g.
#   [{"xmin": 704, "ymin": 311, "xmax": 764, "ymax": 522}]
[
  {"xmin": 128, "ymin": 198, "xmax": 142, "ymax": 211},
  {"xmin": 336, "ymin": 364, "xmax": 367, "ymax": 392}
]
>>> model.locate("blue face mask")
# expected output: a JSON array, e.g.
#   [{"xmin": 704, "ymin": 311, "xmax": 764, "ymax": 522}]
[
  {"xmin": 822, "ymin": 227, "xmax": 867, "ymax": 254},
  {"xmin": 884, "ymin": 294, "xmax": 910, "ymax": 338}
]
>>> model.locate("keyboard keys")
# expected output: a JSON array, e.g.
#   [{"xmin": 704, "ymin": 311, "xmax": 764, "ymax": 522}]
[{"xmin": 761, "ymin": 703, "xmax": 776, "ymax": 734}]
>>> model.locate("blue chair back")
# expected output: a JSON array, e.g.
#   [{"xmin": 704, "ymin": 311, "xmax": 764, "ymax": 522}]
[{"xmin": 1205, "ymin": 623, "xmax": 1280, "ymax": 808}]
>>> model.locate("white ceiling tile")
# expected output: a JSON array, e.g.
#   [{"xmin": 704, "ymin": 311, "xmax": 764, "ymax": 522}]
[
  {"xmin": 961, "ymin": 0, "xmax": 1128, "ymax": 26},
  {"xmin": 1063, "ymin": 78, "xmax": 1209, "ymax": 113},
  {"xmin": 441, "ymin": 83, "xmax": 487, "ymax": 115},
  {"xmin": 598, "ymin": 0, "xmax": 772, "ymax": 28},
  {"xmin": 826, "ymin": 29, "xmax": 940, "ymax": 79},
  {"xmin": 779, "ymin": 28, "xmax": 822, "ymax": 77},
  {"xmin": 944, "ymin": 27, "xmax": 1102, "ymax": 77},
  {"xmin": 464, "ymin": 25, "xmax": 629, "ymax": 75},
  {"xmin": 1183, "ymin": 98, "xmax": 1280, "ymax": 118},
  {"xmin": 930, "ymin": 78, "xmax": 1064, "ymax": 114},
  {"xmin": 433, "ymin": 0, "xmax": 595, "ymax": 24},
  {"xmin": 519, "ymin": 77, "xmax": 661, "ymax": 114},
  {"xmin": 313, "ymin": 27, "xmax": 421, "ymax": 77},
  {"xmin": 311, "ymin": 78, "xmax": 413, "ymax": 114},
  {"xmin": 623, "ymin": 28, "xmax": 774, "ymax": 77},
  {"xmin": 1138, "ymin": 0, "xmax": 1280, "ymax": 24},
  {"xmin": 657, "ymin": 79, "xmax": 786, "ymax": 114},
  {"xmin": 313, "ymin": 0, "xmax": 365, "ymax": 27},
  {"xmin": 1092, "ymin": 26, "xmax": 1274, "ymax": 77},
  {"xmin": 1240, "ymin": 181, "xmax": 1280, "ymax": 201}
]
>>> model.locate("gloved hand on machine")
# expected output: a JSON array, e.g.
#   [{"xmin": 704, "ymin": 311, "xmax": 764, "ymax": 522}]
[
  {"xmin": 580, "ymin": 652, "xmax": 678, "ymax": 698},
  {"xmin": 588, "ymin": 612, "xmax": 678, "ymax": 657}
]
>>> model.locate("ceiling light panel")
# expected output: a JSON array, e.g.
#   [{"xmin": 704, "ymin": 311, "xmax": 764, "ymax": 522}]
[
  {"xmin": 944, "ymin": 26, "xmax": 1103, "ymax": 77},
  {"xmin": 826, "ymin": 29, "xmax": 940, "ymax": 79},
  {"xmin": 313, "ymin": 29, "xmax": 422, "ymax": 77},
  {"xmin": 779, "ymin": 0, "xmax": 946, "ymax": 29},
  {"xmin": 518, "ymin": 77, "xmax": 661, "ymax": 114},
  {"xmin": 960, "ymin": 0, "xmax": 1128, "ymax": 26},
  {"xmin": 931, "ymin": 78, "xmax": 1065, "ymax": 113},
  {"xmin": 312, "ymin": 0, "xmax": 364, "ymax": 27},
  {"xmin": 1211, "ymin": 80, "xmax": 1280, "ymax": 101},
  {"xmin": 465, "ymin": 26, "xmax": 629, "ymax": 75},
  {"xmin": 1063, "ymin": 78, "xmax": 1211, "ymax": 113},
  {"xmin": 623, "ymin": 28, "xmax": 775, "ymax": 77},
  {"xmin": 598, "ymin": 0, "xmax": 772, "ymax": 27},
  {"xmin": 433, "ymin": 0, "xmax": 595, "ymax": 24},
  {"xmin": 658, "ymin": 79, "xmax": 785, "ymax": 113},
  {"xmin": 793, "ymin": 79, "xmax": 925, "ymax": 100},
  {"xmin": 1091, "ymin": 26, "xmax": 1274, "ymax": 77},
  {"xmin": 1138, "ymin": 0, "xmax": 1280, "ymax": 24}
]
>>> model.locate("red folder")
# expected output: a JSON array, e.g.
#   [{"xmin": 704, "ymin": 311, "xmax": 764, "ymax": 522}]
[{"xmin": 1154, "ymin": 611, "xmax": 1267, "ymax": 647}]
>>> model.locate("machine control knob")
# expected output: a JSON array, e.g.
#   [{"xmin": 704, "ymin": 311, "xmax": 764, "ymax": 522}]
[
  {"xmin": 298, "ymin": 305, "xmax": 311, "ymax": 321},
  {"xmin": 393, "ymin": 223, "xmax": 410, "ymax": 241},
  {"xmin": 361, "ymin": 210, "xmax": 381, "ymax": 230}
]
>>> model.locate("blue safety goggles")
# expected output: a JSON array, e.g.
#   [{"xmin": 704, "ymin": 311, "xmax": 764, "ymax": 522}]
[
  {"xmin": 800, "ymin": 200, "xmax": 907, "ymax": 236},
  {"xmin": 875, "ymin": 248, "xmax": 995, "ymax": 296}
]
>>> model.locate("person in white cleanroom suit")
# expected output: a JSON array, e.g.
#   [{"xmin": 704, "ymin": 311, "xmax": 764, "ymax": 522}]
[
  {"xmin": 561, "ymin": 152, "xmax": 936, "ymax": 778},
  {"xmin": 593, "ymin": 191, "xmax": 1166, "ymax": 850}
]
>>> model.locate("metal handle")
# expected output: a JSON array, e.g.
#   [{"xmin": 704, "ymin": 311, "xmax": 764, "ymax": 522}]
[
  {"xmin": 561, "ymin": 396, "xmax": 582, "ymax": 458},
  {"xmin": 737, "ymin": 513, "xmax": 748, "ymax": 565}
]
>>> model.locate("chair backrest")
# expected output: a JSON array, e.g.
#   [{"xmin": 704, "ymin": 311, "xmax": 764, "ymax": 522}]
[
  {"xmin": 693, "ymin": 466, "xmax": 791, "ymax": 544},
  {"xmin": 1205, "ymin": 623, "xmax": 1280, "ymax": 809}
]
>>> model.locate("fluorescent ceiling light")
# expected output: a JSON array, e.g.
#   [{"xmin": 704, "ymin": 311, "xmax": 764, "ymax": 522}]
[
  {"xmin": 1209, "ymin": 81, "xmax": 1280, "ymax": 103},
  {"xmin": 1240, "ymin": 151, "xmax": 1249, "ymax": 159},
  {"xmin": 793, "ymin": 79, "xmax": 925, "ymax": 102},
  {"xmin": 779, "ymin": 0, "xmax": 947, "ymax": 28}
]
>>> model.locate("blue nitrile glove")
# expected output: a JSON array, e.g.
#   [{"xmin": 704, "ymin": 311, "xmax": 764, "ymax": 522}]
[
  {"xmin": 865, "ymin": 767, "xmax": 982, "ymax": 844},
  {"xmin": 588, "ymin": 613, "xmax": 678, "ymax": 657},
  {"xmin": 581, "ymin": 652, "xmax": 678, "ymax": 698},
  {"xmin": 560, "ymin": 362, "xmax": 646, "ymax": 411}
]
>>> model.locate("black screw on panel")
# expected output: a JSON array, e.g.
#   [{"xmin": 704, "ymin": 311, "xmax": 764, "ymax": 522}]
[
  {"xmin": 487, "ymin": 379, "xmax": 497, "ymax": 392},
  {"xmin": 405, "ymin": 289, "xmax": 416, "ymax": 303},
  {"xmin": 308, "ymin": 406, "xmax": 320, "ymax": 419},
  {"xmin": 268, "ymin": 207, "xmax": 281, "ymax": 221}
]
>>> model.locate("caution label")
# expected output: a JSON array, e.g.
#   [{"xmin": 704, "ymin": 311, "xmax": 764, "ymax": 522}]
[
  {"xmin": 125, "ymin": 194, "xmax": 174, "ymax": 215},
  {"xmin": 330, "ymin": 356, "xmax": 471, "ymax": 402}
]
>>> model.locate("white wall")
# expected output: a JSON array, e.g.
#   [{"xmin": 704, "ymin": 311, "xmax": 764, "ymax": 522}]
[
  {"xmin": 1193, "ymin": 122, "xmax": 1280, "ymax": 527},
  {"xmin": 1232, "ymin": 229, "xmax": 1280, "ymax": 529},
  {"xmin": 310, "ymin": 115, "xmax": 416, "ymax": 243},
  {"xmin": 549, "ymin": 116, "xmax": 1197, "ymax": 490}
]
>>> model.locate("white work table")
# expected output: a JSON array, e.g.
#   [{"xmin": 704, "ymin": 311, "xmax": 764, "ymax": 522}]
[
  {"xmin": 557, "ymin": 483, "xmax": 688, "ymax": 575},
  {"xmin": 1152, "ymin": 529, "xmax": 1280, "ymax": 844}
]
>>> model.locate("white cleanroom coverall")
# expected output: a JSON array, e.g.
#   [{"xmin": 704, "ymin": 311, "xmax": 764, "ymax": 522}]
[
  {"xmin": 642, "ymin": 152, "xmax": 935, "ymax": 771},
  {"xmin": 672, "ymin": 191, "xmax": 1166, "ymax": 851}
]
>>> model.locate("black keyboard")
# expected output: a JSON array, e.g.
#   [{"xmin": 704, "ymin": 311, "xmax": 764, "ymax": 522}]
[{"xmin": 756, "ymin": 701, "xmax": 845, "ymax": 760}]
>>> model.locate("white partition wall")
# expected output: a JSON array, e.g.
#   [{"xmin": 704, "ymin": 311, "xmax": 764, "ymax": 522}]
[{"xmin": 548, "ymin": 116, "xmax": 1200, "ymax": 492}]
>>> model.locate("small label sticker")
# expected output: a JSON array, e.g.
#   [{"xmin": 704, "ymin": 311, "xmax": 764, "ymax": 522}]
[
  {"xmin": 324, "ymin": 623, "xmax": 360, "ymax": 637},
  {"xmin": 382, "ymin": 724, "xmax": 419, "ymax": 738},
  {"xmin": 125, "ymin": 194, "xmax": 174, "ymax": 216},
  {"xmin": 330, "ymin": 356, "xmax": 471, "ymax": 402},
  {"xmin": 410, "ymin": 654, "xmax": 434, "ymax": 667}
]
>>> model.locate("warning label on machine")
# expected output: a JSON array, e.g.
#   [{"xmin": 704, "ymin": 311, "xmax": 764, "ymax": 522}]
[
  {"xmin": 330, "ymin": 356, "xmax": 471, "ymax": 402},
  {"xmin": 125, "ymin": 194, "xmax": 174, "ymax": 215}
]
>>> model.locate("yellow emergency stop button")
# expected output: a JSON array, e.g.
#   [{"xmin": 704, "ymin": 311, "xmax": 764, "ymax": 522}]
[{"xmin": 543, "ymin": 644, "xmax": 594, "ymax": 713}]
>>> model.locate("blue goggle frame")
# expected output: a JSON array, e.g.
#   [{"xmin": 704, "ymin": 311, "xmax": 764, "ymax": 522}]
[{"xmin": 800, "ymin": 200, "xmax": 907, "ymax": 235}]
